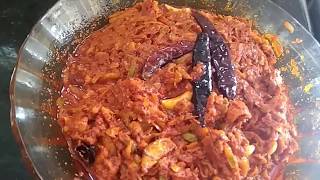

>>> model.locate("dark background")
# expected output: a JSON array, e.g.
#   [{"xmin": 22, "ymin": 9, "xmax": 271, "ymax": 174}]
[{"xmin": 0, "ymin": 0, "xmax": 319, "ymax": 179}]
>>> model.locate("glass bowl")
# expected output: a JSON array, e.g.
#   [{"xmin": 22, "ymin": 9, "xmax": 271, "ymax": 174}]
[{"xmin": 10, "ymin": 0, "xmax": 320, "ymax": 179}]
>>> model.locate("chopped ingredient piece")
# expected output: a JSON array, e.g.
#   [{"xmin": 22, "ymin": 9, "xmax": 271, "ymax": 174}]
[
  {"xmin": 144, "ymin": 138, "xmax": 176, "ymax": 159},
  {"xmin": 245, "ymin": 145, "xmax": 255, "ymax": 157},
  {"xmin": 170, "ymin": 163, "xmax": 183, "ymax": 172},
  {"xmin": 239, "ymin": 157, "xmax": 250, "ymax": 176},
  {"xmin": 303, "ymin": 83, "xmax": 314, "ymax": 94},
  {"xmin": 105, "ymin": 127, "xmax": 121, "ymax": 138},
  {"xmin": 129, "ymin": 121, "xmax": 143, "ymax": 135},
  {"xmin": 141, "ymin": 155, "xmax": 158, "ymax": 171},
  {"xmin": 92, "ymin": 72, "xmax": 120, "ymax": 83},
  {"xmin": 283, "ymin": 21, "xmax": 294, "ymax": 33},
  {"xmin": 164, "ymin": 4, "xmax": 189, "ymax": 12},
  {"xmin": 125, "ymin": 139, "xmax": 136, "ymax": 158},
  {"xmin": 161, "ymin": 91, "xmax": 192, "ymax": 110},
  {"xmin": 91, "ymin": 104, "xmax": 102, "ymax": 113},
  {"xmin": 104, "ymin": 72, "xmax": 120, "ymax": 79},
  {"xmin": 195, "ymin": 127, "xmax": 209, "ymax": 138},
  {"xmin": 264, "ymin": 34, "xmax": 283, "ymax": 58},
  {"xmin": 141, "ymin": 138, "xmax": 176, "ymax": 171},
  {"xmin": 268, "ymin": 141, "xmax": 278, "ymax": 155},
  {"xmin": 224, "ymin": 144, "xmax": 239, "ymax": 170},
  {"xmin": 182, "ymin": 132, "xmax": 198, "ymax": 143}
]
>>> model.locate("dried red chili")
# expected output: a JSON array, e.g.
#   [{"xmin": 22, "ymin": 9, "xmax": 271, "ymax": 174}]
[
  {"xmin": 192, "ymin": 11, "xmax": 237, "ymax": 99},
  {"xmin": 142, "ymin": 41, "xmax": 194, "ymax": 79},
  {"xmin": 192, "ymin": 32, "xmax": 213, "ymax": 127}
]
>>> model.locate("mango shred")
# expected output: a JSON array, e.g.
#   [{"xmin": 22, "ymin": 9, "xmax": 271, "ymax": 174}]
[
  {"xmin": 141, "ymin": 138, "xmax": 176, "ymax": 171},
  {"xmin": 224, "ymin": 144, "xmax": 239, "ymax": 170},
  {"xmin": 264, "ymin": 34, "xmax": 284, "ymax": 58},
  {"xmin": 161, "ymin": 91, "xmax": 192, "ymax": 110}
]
